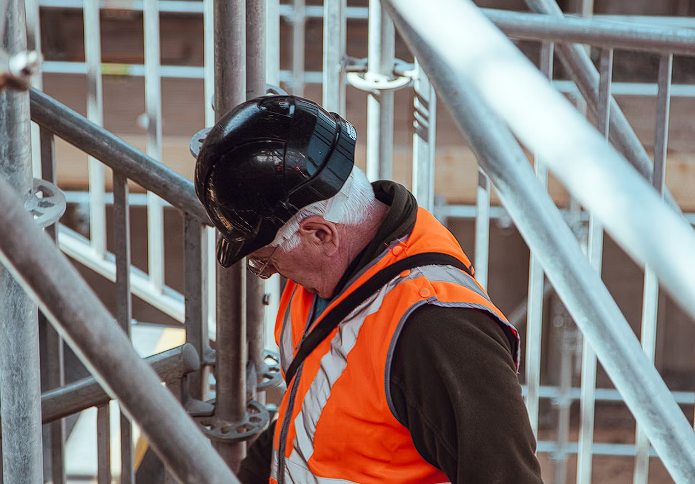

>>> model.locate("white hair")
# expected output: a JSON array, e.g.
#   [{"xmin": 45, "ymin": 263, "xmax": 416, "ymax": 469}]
[{"xmin": 271, "ymin": 166, "xmax": 377, "ymax": 252}]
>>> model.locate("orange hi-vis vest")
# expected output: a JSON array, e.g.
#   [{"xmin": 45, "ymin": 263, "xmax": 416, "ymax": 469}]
[{"xmin": 270, "ymin": 207, "xmax": 519, "ymax": 484}]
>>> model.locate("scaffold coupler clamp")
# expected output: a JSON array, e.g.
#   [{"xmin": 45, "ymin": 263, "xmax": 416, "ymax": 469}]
[
  {"xmin": 192, "ymin": 399, "xmax": 270, "ymax": 442},
  {"xmin": 256, "ymin": 349, "xmax": 282, "ymax": 391},
  {"xmin": 198, "ymin": 348, "xmax": 283, "ymax": 393},
  {"xmin": 27, "ymin": 178, "xmax": 66, "ymax": 229},
  {"xmin": 0, "ymin": 49, "xmax": 42, "ymax": 92},
  {"xmin": 345, "ymin": 56, "xmax": 414, "ymax": 95}
]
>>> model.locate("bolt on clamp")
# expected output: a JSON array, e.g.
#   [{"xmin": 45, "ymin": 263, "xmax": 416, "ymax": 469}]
[
  {"xmin": 26, "ymin": 179, "xmax": 66, "ymax": 229},
  {"xmin": 345, "ymin": 57, "xmax": 415, "ymax": 95},
  {"xmin": 0, "ymin": 49, "xmax": 42, "ymax": 92}
]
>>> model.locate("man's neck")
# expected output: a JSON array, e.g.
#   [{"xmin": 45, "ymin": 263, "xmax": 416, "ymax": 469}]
[{"xmin": 323, "ymin": 200, "xmax": 390, "ymax": 299}]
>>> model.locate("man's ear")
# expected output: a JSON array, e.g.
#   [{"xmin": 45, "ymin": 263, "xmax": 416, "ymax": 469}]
[{"xmin": 298, "ymin": 216, "xmax": 339, "ymax": 256}]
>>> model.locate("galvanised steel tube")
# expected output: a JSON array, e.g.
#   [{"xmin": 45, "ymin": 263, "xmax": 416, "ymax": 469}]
[
  {"xmin": 29, "ymin": 88, "xmax": 211, "ymax": 225},
  {"xmin": 290, "ymin": 0, "xmax": 305, "ymax": 96},
  {"xmin": 525, "ymin": 41, "xmax": 553, "ymax": 439},
  {"xmin": 114, "ymin": 170, "xmax": 134, "ymax": 484},
  {"xmin": 41, "ymin": 344, "xmax": 201, "ymax": 424},
  {"xmin": 0, "ymin": 0, "xmax": 44, "ymax": 482},
  {"xmin": 246, "ymin": 0, "xmax": 267, "ymax": 406},
  {"xmin": 523, "ymin": 0, "xmax": 682, "ymax": 216},
  {"xmin": 184, "ymin": 215, "xmax": 209, "ymax": 401},
  {"xmin": 322, "ymin": 0, "xmax": 346, "ymax": 114},
  {"xmin": 84, "ymin": 0, "xmax": 107, "ymax": 260},
  {"xmin": 39, "ymin": 126, "xmax": 67, "ymax": 484},
  {"xmin": 365, "ymin": 0, "xmax": 395, "ymax": 181},
  {"xmin": 484, "ymin": 8, "xmax": 695, "ymax": 56},
  {"xmin": 144, "ymin": 0, "xmax": 166, "ymax": 296},
  {"xmin": 634, "ymin": 53, "xmax": 673, "ymax": 484},
  {"xmin": 0, "ymin": 178, "xmax": 240, "ymax": 484},
  {"xmin": 214, "ymin": 0, "xmax": 247, "ymax": 469},
  {"xmin": 382, "ymin": 0, "xmax": 695, "ymax": 482},
  {"xmin": 576, "ymin": 46, "xmax": 612, "ymax": 484},
  {"xmin": 473, "ymin": 170, "xmax": 490, "ymax": 290},
  {"xmin": 411, "ymin": 59, "xmax": 436, "ymax": 212}
]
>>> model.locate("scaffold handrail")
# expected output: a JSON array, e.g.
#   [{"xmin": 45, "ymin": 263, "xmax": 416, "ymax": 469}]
[
  {"xmin": 29, "ymin": 88, "xmax": 211, "ymax": 225},
  {"xmin": 0, "ymin": 175, "xmax": 239, "ymax": 483}
]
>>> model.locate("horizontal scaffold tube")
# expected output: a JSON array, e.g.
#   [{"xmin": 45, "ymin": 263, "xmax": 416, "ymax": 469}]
[
  {"xmin": 42, "ymin": 343, "xmax": 200, "ymax": 424},
  {"xmin": 484, "ymin": 8, "xmax": 695, "ymax": 56},
  {"xmin": 0, "ymin": 177, "xmax": 238, "ymax": 484},
  {"xmin": 29, "ymin": 88, "xmax": 211, "ymax": 225}
]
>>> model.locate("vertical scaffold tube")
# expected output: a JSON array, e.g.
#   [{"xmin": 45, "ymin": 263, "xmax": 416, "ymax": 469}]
[
  {"xmin": 247, "ymin": 0, "xmax": 267, "ymax": 407},
  {"xmin": 214, "ymin": 0, "xmax": 248, "ymax": 470},
  {"xmin": 525, "ymin": 41, "xmax": 553, "ymax": 438},
  {"xmin": 366, "ymin": 0, "xmax": 395, "ymax": 181},
  {"xmin": 0, "ymin": 1, "xmax": 43, "ymax": 482}
]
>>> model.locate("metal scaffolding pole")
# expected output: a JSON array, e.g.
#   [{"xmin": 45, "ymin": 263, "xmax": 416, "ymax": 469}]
[
  {"xmin": 114, "ymin": 169, "xmax": 134, "ymax": 484},
  {"xmin": 633, "ymin": 52, "xmax": 673, "ymax": 484},
  {"xmin": 214, "ymin": 0, "xmax": 247, "ymax": 470},
  {"xmin": 0, "ymin": 0, "xmax": 43, "ymax": 482},
  {"xmin": 41, "ymin": 344, "xmax": 201, "ymax": 424},
  {"xmin": 322, "ymin": 0, "xmax": 346, "ymax": 115},
  {"xmin": 247, "ymin": 0, "xmax": 267, "ymax": 409},
  {"xmin": 522, "ymin": 0, "xmax": 683, "ymax": 216},
  {"xmin": 483, "ymin": 8, "xmax": 695, "ymax": 56},
  {"xmin": 473, "ymin": 168, "xmax": 490, "ymax": 290},
  {"xmin": 383, "ymin": 1, "xmax": 695, "ymax": 482},
  {"xmin": 525, "ymin": 40, "xmax": 553, "ymax": 438},
  {"xmin": 365, "ymin": 0, "xmax": 395, "ymax": 181},
  {"xmin": 38, "ymin": 127, "xmax": 66, "ymax": 484},
  {"xmin": 291, "ymin": 0, "xmax": 305, "ymax": 96},
  {"xmin": 144, "ymin": 0, "xmax": 165, "ymax": 297},
  {"xmin": 411, "ymin": 59, "xmax": 436, "ymax": 213},
  {"xmin": 576, "ymin": 45, "xmax": 612, "ymax": 484},
  {"xmin": 0, "ymin": 176, "xmax": 240, "ymax": 483},
  {"xmin": 83, "ymin": 0, "xmax": 106, "ymax": 260}
]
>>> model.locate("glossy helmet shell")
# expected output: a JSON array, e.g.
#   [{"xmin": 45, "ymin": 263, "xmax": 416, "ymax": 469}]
[{"xmin": 195, "ymin": 95, "xmax": 356, "ymax": 267}]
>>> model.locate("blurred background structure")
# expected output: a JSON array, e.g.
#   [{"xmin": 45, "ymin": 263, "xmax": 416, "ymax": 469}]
[{"xmin": 1, "ymin": 0, "xmax": 695, "ymax": 482}]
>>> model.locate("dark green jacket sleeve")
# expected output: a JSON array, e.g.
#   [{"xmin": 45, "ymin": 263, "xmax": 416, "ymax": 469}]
[
  {"xmin": 389, "ymin": 305, "xmax": 544, "ymax": 483},
  {"xmin": 238, "ymin": 419, "xmax": 275, "ymax": 484}
]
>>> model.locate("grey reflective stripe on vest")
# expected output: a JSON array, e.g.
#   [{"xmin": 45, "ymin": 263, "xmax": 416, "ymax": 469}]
[
  {"xmin": 271, "ymin": 444, "xmax": 358, "ymax": 483},
  {"xmin": 279, "ymin": 288, "xmax": 297, "ymax": 374},
  {"xmin": 417, "ymin": 264, "xmax": 491, "ymax": 302},
  {"xmin": 273, "ymin": 274, "xmax": 402, "ymax": 482},
  {"xmin": 274, "ymin": 263, "xmax": 500, "ymax": 482}
]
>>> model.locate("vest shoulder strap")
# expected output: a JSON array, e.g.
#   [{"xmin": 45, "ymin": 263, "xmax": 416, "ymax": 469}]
[{"xmin": 284, "ymin": 252, "xmax": 472, "ymax": 384}]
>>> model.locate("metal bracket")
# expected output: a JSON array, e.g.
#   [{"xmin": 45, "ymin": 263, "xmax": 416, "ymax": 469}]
[
  {"xmin": 257, "ymin": 350, "xmax": 282, "ymax": 390},
  {"xmin": 197, "ymin": 348, "xmax": 282, "ymax": 392},
  {"xmin": 189, "ymin": 127, "xmax": 212, "ymax": 158},
  {"xmin": 0, "ymin": 49, "xmax": 41, "ymax": 92},
  {"xmin": 194, "ymin": 399, "xmax": 269, "ymax": 442},
  {"xmin": 27, "ymin": 179, "xmax": 66, "ymax": 228},
  {"xmin": 266, "ymin": 83, "xmax": 288, "ymax": 96},
  {"xmin": 345, "ymin": 57, "xmax": 415, "ymax": 95}
]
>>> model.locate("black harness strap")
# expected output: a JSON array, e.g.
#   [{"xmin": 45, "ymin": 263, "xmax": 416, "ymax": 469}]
[{"xmin": 284, "ymin": 252, "xmax": 472, "ymax": 384}]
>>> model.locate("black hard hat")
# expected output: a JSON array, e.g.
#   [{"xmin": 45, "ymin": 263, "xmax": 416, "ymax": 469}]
[{"xmin": 195, "ymin": 95, "xmax": 356, "ymax": 268}]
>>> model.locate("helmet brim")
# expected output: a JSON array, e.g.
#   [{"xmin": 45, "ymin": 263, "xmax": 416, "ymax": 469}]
[{"xmin": 215, "ymin": 224, "xmax": 276, "ymax": 268}]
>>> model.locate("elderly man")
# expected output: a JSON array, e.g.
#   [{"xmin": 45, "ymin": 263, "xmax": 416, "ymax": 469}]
[{"xmin": 195, "ymin": 95, "xmax": 543, "ymax": 484}]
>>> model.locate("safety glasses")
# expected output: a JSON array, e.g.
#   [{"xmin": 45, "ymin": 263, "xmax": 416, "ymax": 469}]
[{"xmin": 247, "ymin": 245, "xmax": 279, "ymax": 279}]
